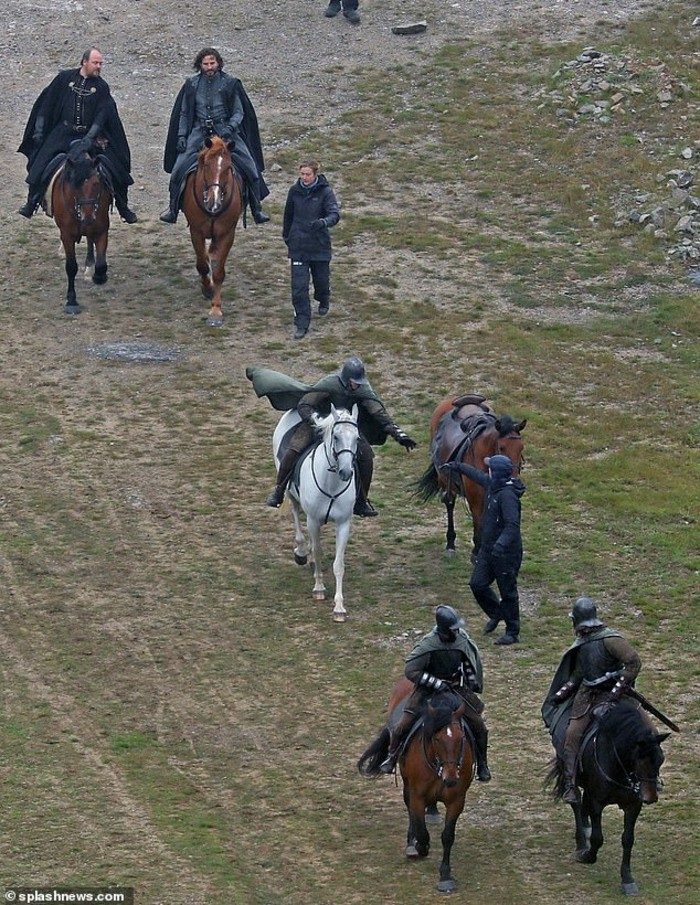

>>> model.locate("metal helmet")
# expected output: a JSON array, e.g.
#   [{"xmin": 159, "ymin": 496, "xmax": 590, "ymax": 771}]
[
  {"xmin": 339, "ymin": 356, "xmax": 368, "ymax": 387},
  {"xmin": 570, "ymin": 596, "xmax": 604, "ymax": 630},
  {"xmin": 435, "ymin": 605, "xmax": 464, "ymax": 635}
]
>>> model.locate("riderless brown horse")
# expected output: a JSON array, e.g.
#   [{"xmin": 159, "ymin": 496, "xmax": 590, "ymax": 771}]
[
  {"xmin": 415, "ymin": 393, "xmax": 526, "ymax": 557},
  {"xmin": 52, "ymin": 145, "xmax": 112, "ymax": 313},
  {"xmin": 182, "ymin": 136, "xmax": 243, "ymax": 326},
  {"xmin": 358, "ymin": 677, "xmax": 475, "ymax": 894}
]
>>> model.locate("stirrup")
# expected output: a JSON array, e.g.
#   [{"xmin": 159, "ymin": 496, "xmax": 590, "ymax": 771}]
[{"xmin": 379, "ymin": 754, "xmax": 397, "ymax": 774}]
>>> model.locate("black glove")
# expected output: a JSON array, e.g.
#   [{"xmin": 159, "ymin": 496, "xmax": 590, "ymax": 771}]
[
  {"xmin": 395, "ymin": 430, "xmax": 417, "ymax": 450},
  {"xmin": 440, "ymin": 461, "xmax": 461, "ymax": 472},
  {"xmin": 32, "ymin": 131, "xmax": 44, "ymax": 146},
  {"xmin": 310, "ymin": 218, "xmax": 326, "ymax": 231},
  {"xmin": 491, "ymin": 544, "xmax": 506, "ymax": 558},
  {"xmin": 74, "ymin": 137, "xmax": 92, "ymax": 153},
  {"xmin": 176, "ymin": 136, "xmax": 187, "ymax": 154},
  {"xmin": 219, "ymin": 128, "xmax": 234, "ymax": 143}
]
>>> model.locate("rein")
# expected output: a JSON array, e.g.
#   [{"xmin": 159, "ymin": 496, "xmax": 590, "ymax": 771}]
[
  {"xmin": 197, "ymin": 158, "xmax": 235, "ymax": 216},
  {"xmin": 63, "ymin": 171, "xmax": 103, "ymax": 223},
  {"xmin": 592, "ymin": 734, "xmax": 660, "ymax": 798}
]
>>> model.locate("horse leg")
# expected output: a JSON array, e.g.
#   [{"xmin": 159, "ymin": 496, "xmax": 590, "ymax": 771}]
[
  {"xmin": 61, "ymin": 235, "xmax": 80, "ymax": 313},
  {"xmin": 620, "ymin": 801, "xmax": 642, "ymax": 896},
  {"xmin": 443, "ymin": 494, "xmax": 457, "ymax": 556},
  {"xmin": 84, "ymin": 238, "xmax": 95, "ymax": 280},
  {"xmin": 576, "ymin": 799, "xmax": 603, "ymax": 864},
  {"xmin": 408, "ymin": 796, "xmax": 430, "ymax": 858},
  {"xmin": 437, "ymin": 797, "xmax": 464, "ymax": 893},
  {"xmin": 92, "ymin": 229, "xmax": 108, "ymax": 285},
  {"xmin": 331, "ymin": 519, "xmax": 351, "ymax": 623},
  {"xmin": 425, "ymin": 803, "xmax": 441, "ymax": 825},
  {"xmin": 190, "ymin": 229, "xmax": 213, "ymax": 301},
  {"xmin": 207, "ymin": 231, "xmax": 235, "ymax": 327},
  {"xmin": 404, "ymin": 784, "xmax": 420, "ymax": 858},
  {"xmin": 571, "ymin": 800, "xmax": 590, "ymax": 859},
  {"xmin": 307, "ymin": 517, "xmax": 326, "ymax": 601},
  {"xmin": 289, "ymin": 498, "xmax": 308, "ymax": 566}
]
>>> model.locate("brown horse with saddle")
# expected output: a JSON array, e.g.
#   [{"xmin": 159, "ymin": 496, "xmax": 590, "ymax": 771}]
[{"xmin": 415, "ymin": 393, "xmax": 526, "ymax": 557}]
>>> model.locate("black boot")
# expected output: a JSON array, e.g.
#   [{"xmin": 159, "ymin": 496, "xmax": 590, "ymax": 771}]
[
  {"xmin": 266, "ymin": 448, "xmax": 299, "ymax": 507},
  {"xmin": 115, "ymin": 194, "xmax": 138, "ymax": 224},
  {"xmin": 561, "ymin": 752, "xmax": 580, "ymax": 803},
  {"xmin": 18, "ymin": 189, "xmax": 41, "ymax": 219},
  {"xmin": 379, "ymin": 749, "xmax": 399, "ymax": 774},
  {"xmin": 354, "ymin": 491, "xmax": 378, "ymax": 518},
  {"xmin": 354, "ymin": 447, "xmax": 377, "ymax": 517},
  {"xmin": 249, "ymin": 183, "xmax": 270, "ymax": 224},
  {"xmin": 160, "ymin": 189, "xmax": 179, "ymax": 224},
  {"xmin": 475, "ymin": 730, "xmax": 492, "ymax": 782}
]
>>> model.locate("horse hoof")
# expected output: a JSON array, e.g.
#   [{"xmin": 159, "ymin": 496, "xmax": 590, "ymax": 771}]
[
  {"xmin": 405, "ymin": 844, "xmax": 420, "ymax": 859},
  {"xmin": 92, "ymin": 273, "xmax": 108, "ymax": 285},
  {"xmin": 425, "ymin": 808, "xmax": 442, "ymax": 826},
  {"xmin": 206, "ymin": 316, "xmax": 224, "ymax": 328},
  {"xmin": 437, "ymin": 879, "xmax": 457, "ymax": 894},
  {"xmin": 64, "ymin": 303, "xmax": 82, "ymax": 315},
  {"xmin": 312, "ymin": 590, "xmax": 326, "ymax": 601},
  {"xmin": 294, "ymin": 553, "xmax": 308, "ymax": 566},
  {"xmin": 574, "ymin": 849, "xmax": 596, "ymax": 864},
  {"xmin": 621, "ymin": 882, "xmax": 639, "ymax": 896},
  {"xmin": 332, "ymin": 612, "xmax": 347, "ymax": 623}
]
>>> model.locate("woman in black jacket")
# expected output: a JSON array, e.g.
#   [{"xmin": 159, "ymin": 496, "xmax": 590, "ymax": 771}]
[{"xmin": 283, "ymin": 160, "xmax": 340, "ymax": 339}]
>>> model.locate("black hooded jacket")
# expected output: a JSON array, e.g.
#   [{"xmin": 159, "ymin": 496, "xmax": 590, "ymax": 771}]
[
  {"xmin": 282, "ymin": 175, "xmax": 340, "ymax": 262},
  {"xmin": 451, "ymin": 463, "xmax": 525, "ymax": 567}
]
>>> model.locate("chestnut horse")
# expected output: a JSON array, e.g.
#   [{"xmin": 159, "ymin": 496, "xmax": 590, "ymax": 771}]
[
  {"xmin": 415, "ymin": 394, "xmax": 526, "ymax": 557},
  {"xmin": 358, "ymin": 677, "xmax": 475, "ymax": 894},
  {"xmin": 182, "ymin": 136, "xmax": 243, "ymax": 326},
  {"xmin": 52, "ymin": 147, "xmax": 112, "ymax": 314}
]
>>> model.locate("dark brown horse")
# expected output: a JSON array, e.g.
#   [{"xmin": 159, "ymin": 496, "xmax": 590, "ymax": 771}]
[
  {"xmin": 182, "ymin": 136, "xmax": 243, "ymax": 326},
  {"xmin": 52, "ymin": 147, "xmax": 112, "ymax": 313},
  {"xmin": 415, "ymin": 394, "xmax": 526, "ymax": 557},
  {"xmin": 358, "ymin": 677, "xmax": 475, "ymax": 894},
  {"xmin": 546, "ymin": 700, "xmax": 671, "ymax": 896}
]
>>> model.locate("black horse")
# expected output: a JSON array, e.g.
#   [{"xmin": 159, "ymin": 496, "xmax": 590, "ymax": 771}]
[{"xmin": 546, "ymin": 700, "xmax": 670, "ymax": 896}]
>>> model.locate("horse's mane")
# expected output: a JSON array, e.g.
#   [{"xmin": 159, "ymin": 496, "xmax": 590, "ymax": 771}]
[
  {"xmin": 65, "ymin": 150, "xmax": 97, "ymax": 188},
  {"xmin": 598, "ymin": 700, "xmax": 655, "ymax": 748},
  {"xmin": 423, "ymin": 691, "xmax": 462, "ymax": 739},
  {"xmin": 496, "ymin": 414, "xmax": 518, "ymax": 437},
  {"xmin": 199, "ymin": 135, "xmax": 230, "ymax": 160},
  {"xmin": 318, "ymin": 408, "xmax": 356, "ymax": 444}
]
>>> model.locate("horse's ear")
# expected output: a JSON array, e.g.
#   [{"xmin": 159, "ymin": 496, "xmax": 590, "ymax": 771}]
[
  {"xmin": 330, "ymin": 403, "xmax": 338, "ymax": 418},
  {"xmin": 205, "ymin": 137, "xmax": 213, "ymax": 148},
  {"xmin": 494, "ymin": 418, "xmax": 501, "ymax": 432},
  {"xmin": 351, "ymin": 404, "xmax": 359, "ymax": 421},
  {"xmin": 516, "ymin": 419, "xmax": 527, "ymax": 432},
  {"xmin": 655, "ymin": 732, "xmax": 671, "ymax": 744},
  {"xmin": 227, "ymin": 140, "xmax": 235, "ymax": 152}
]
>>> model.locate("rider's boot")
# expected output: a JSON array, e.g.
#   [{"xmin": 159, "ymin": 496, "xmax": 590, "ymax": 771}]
[
  {"xmin": 115, "ymin": 192, "xmax": 138, "ymax": 224},
  {"xmin": 561, "ymin": 749, "xmax": 580, "ymax": 804},
  {"xmin": 379, "ymin": 711, "xmax": 416, "ymax": 773},
  {"xmin": 159, "ymin": 187, "xmax": 179, "ymax": 224},
  {"xmin": 353, "ymin": 448, "xmax": 377, "ymax": 517},
  {"xmin": 266, "ymin": 448, "xmax": 299, "ymax": 508},
  {"xmin": 249, "ymin": 181, "xmax": 270, "ymax": 224},
  {"xmin": 475, "ymin": 729, "xmax": 492, "ymax": 782},
  {"xmin": 18, "ymin": 187, "xmax": 42, "ymax": 219}
]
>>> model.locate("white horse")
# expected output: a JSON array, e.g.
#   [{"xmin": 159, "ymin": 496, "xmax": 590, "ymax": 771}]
[{"xmin": 272, "ymin": 404, "xmax": 359, "ymax": 622}]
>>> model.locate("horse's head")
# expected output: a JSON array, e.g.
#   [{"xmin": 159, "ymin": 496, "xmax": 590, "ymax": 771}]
[
  {"xmin": 494, "ymin": 415, "xmax": 526, "ymax": 475},
  {"xmin": 64, "ymin": 148, "xmax": 104, "ymax": 225},
  {"xmin": 198, "ymin": 136, "xmax": 234, "ymax": 215},
  {"xmin": 424, "ymin": 697, "xmax": 467, "ymax": 787},
  {"xmin": 322, "ymin": 404, "xmax": 359, "ymax": 482},
  {"xmin": 632, "ymin": 730, "xmax": 670, "ymax": 805},
  {"xmin": 600, "ymin": 701, "xmax": 670, "ymax": 805}
]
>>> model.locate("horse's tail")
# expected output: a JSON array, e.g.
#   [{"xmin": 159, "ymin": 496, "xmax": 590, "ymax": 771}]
[
  {"xmin": 412, "ymin": 462, "xmax": 441, "ymax": 501},
  {"xmin": 543, "ymin": 755, "xmax": 566, "ymax": 800},
  {"xmin": 357, "ymin": 726, "xmax": 391, "ymax": 776}
]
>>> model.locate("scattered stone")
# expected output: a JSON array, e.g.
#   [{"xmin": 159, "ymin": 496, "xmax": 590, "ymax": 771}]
[
  {"xmin": 657, "ymin": 89, "xmax": 673, "ymax": 103},
  {"xmin": 676, "ymin": 171, "xmax": 694, "ymax": 188},
  {"xmin": 87, "ymin": 341, "xmax": 181, "ymax": 363},
  {"xmin": 675, "ymin": 215, "xmax": 694, "ymax": 233},
  {"xmin": 391, "ymin": 22, "xmax": 427, "ymax": 36},
  {"xmin": 681, "ymin": 147, "xmax": 694, "ymax": 160}
]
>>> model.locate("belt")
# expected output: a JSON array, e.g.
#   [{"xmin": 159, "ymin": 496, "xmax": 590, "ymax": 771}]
[{"xmin": 64, "ymin": 122, "xmax": 88, "ymax": 133}]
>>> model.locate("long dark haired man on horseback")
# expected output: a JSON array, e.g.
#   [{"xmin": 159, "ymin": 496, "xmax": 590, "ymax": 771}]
[
  {"xmin": 542, "ymin": 597, "xmax": 641, "ymax": 804},
  {"xmin": 379, "ymin": 605, "xmax": 492, "ymax": 781}
]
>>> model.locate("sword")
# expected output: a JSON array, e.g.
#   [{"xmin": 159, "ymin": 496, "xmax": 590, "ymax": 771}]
[{"xmin": 625, "ymin": 686, "xmax": 681, "ymax": 733}]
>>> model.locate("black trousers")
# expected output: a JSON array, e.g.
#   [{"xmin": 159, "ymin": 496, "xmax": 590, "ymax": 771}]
[
  {"xmin": 290, "ymin": 260, "xmax": 330, "ymax": 330},
  {"xmin": 469, "ymin": 553, "xmax": 521, "ymax": 636}
]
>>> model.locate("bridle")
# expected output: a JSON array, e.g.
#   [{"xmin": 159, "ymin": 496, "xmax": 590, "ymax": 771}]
[
  {"xmin": 198, "ymin": 149, "xmax": 234, "ymax": 215},
  {"xmin": 423, "ymin": 723, "xmax": 469, "ymax": 783},
  {"xmin": 496, "ymin": 430, "xmax": 525, "ymax": 471},
  {"xmin": 65, "ymin": 169, "xmax": 103, "ymax": 223},
  {"xmin": 592, "ymin": 735, "xmax": 663, "ymax": 798},
  {"xmin": 309, "ymin": 418, "xmax": 359, "ymax": 523}
]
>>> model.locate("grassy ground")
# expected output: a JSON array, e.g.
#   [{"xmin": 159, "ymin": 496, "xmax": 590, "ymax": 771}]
[{"xmin": 0, "ymin": 3, "xmax": 697, "ymax": 904}]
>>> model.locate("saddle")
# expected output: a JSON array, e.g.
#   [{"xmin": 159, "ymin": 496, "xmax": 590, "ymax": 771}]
[{"xmin": 430, "ymin": 394, "xmax": 496, "ymax": 473}]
